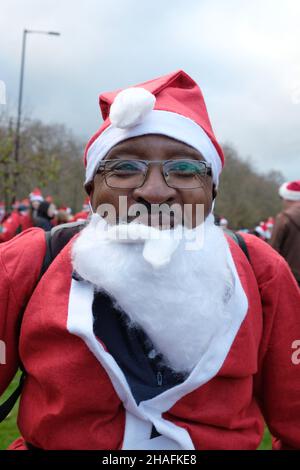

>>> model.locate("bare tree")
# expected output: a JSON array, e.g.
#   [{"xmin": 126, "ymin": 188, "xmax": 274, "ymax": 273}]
[
  {"xmin": 215, "ymin": 144, "xmax": 283, "ymax": 229},
  {"xmin": 0, "ymin": 114, "xmax": 85, "ymax": 212}
]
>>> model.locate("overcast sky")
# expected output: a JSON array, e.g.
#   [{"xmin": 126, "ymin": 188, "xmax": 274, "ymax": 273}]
[{"xmin": 1, "ymin": 0, "xmax": 299, "ymax": 180}]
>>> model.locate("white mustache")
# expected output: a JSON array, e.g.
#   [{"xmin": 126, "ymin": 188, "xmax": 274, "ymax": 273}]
[{"xmin": 92, "ymin": 214, "xmax": 181, "ymax": 268}]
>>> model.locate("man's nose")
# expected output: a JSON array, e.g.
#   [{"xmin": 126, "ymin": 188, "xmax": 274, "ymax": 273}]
[{"xmin": 132, "ymin": 165, "xmax": 177, "ymax": 204}]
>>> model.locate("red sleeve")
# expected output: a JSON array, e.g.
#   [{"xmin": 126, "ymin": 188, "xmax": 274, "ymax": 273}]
[
  {"xmin": 244, "ymin": 234, "xmax": 300, "ymax": 449},
  {"xmin": 0, "ymin": 228, "xmax": 46, "ymax": 396}
]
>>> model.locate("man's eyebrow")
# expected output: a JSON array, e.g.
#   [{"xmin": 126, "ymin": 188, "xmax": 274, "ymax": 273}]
[
  {"xmin": 170, "ymin": 151, "xmax": 204, "ymax": 160},
  {"xmin": 105, "ymin": 145, "xmax": 140, "ymax": 159},
  {"xmin": 105, "ymin": 143, "xmax": 204, "ymax": 160},
  {"xmin": 167, "ymin": 147, "xmax": 205, "ymax": 161}
]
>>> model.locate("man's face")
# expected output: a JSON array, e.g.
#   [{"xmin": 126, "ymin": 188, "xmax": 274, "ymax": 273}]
[{"xmin": 89, "ymin": 134, "xmax": 215, "ymax": 228}]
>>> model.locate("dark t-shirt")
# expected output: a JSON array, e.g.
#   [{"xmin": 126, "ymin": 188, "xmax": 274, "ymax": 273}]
[{"xmin": 92, "ymin": 291, "xmax": 185, "ymax": 405}]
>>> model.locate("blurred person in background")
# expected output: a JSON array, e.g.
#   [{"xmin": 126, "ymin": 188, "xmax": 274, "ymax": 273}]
[
  {"xmin": 29, "ymin": 188, "xmax": 44, "ymax": 221},
  {"xmin": 0, "ymin": 201, "xmax": 5, "ymax": 223},
  {"xmin": 56, "ymin": 206, "xmax": 74, "ymax": 225},
  {"xmin": 34, "ymin": 200, "xmax": 57, "ymax": 231},
  {"xmin": 219, "ymin": 217, "xmax": 229, "ymax": 231},
  {"xmin": 0, "ymin": 189, "xmax": 45, "ymax": 242},
  {"xmin": 271, "ymin": 180, "xmax": 300, "ymax": 286}
]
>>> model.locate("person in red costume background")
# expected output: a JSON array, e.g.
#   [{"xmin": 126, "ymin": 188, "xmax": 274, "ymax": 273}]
[
  {"xmin": 73, "ymin": 196, "xmax": 91, "ymax": 222},
  {"xmin": 0, "ymin": 189, "xmax": 44, "ymax": 243},
  {"xmin": 0, "ymin": 70, "xmax": 299, "ymax": 450}
]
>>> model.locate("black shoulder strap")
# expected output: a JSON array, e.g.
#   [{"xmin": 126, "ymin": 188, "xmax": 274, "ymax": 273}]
[
  {"xmin": 0, "ymin": 220, "xmax": 86, "ymax": 423},
  {"xmin": 39, "ymin": 220, "xmax": 85, "ymax": 278},
  {"xmin": 0, "ymin": 372, "xmax": 26, "ymax": 422},
  {"xmin": 225, "ymin": 230, "xmax": 250, "ymax": 262}
]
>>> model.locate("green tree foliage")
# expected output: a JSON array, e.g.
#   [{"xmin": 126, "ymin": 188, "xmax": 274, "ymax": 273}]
[
  {"xmin": 0, "ymin": 117, "xmax": 15, "ymax": 210},
  {"xmin": 215, "ymin": 144, "xmax": 283, "ymax": 229}
]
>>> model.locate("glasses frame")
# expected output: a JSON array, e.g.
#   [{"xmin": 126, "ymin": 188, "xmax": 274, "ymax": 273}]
[{"xmin": 96, "ymin": 159, "xmax": 212, "ymax": 190}]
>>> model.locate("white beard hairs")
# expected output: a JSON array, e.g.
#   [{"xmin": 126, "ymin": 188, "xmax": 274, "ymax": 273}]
[{"xmin": 71, "ymin": 214, "xmax": 236, "ymax": 375}]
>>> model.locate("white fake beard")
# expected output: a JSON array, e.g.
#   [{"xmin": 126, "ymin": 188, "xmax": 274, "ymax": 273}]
[{"xmin": 72, "ymin": 214, "xmax": 236, "ymax": 375}]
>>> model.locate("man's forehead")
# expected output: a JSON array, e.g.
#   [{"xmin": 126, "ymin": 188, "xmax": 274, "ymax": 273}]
[{"xmin": 105, "ymin": 134, "xmax": 205, "ymax": 160}]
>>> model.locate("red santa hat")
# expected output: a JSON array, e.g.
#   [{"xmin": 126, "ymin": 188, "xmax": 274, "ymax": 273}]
[
  {"xmin": 82, "ymin": 196, "xmax": 90, "ymax": 212},
  {"xmin": 279, "ymin": 180, "xmax": 300, "ymax": 201},
  {"xmin": 84, "ymin": 70, "xmax": 224, "ymax": 188},
  {"xmin": 29, "ymin": 187, "xmax": 44, "ymax": 203},
  {"xmin": 59, "ymin": 205, "xmax": 72, "ymax": 215}
]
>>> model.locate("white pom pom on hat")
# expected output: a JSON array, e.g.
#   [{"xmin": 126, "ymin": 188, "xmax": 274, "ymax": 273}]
[{"xmin": 109, "ymin": 87, "xmax": 156, "ymax": 129}]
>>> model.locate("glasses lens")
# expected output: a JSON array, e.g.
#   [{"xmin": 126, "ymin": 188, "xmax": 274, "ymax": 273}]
[
  {"xmin": 164, "ymin": 160, "xmax": 207, "ymax": 188},
  {"xmin": 105, "ymin": 160, "xmax": 146, "ymax": 188}
]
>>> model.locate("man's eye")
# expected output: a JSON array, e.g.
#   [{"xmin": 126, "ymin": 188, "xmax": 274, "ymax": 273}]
[
  {"xmin": 111, "ymin": 162, "xmax": 141, "ymax": 172},
  {"xmin": 169, "ymin": 162, "xmax": 203, "ymax": 174}
]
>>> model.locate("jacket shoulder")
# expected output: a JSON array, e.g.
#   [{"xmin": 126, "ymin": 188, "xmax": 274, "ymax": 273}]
[
  {"xmin": 0, "ymin": 228, "xmax": 46, "ymax": 307},
  {"xmin": 238, "ymin": 232, "xmax": 291, "ymax": 285}
]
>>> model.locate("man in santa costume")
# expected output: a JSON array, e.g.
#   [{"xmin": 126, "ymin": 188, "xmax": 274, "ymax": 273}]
[
  {"xmin": 0, "ymin": 70, "xmax": 300, "ymax": 450},
  {"xmin": 271, "ymin": 180, "xmax": 300, "ymax": 286}
]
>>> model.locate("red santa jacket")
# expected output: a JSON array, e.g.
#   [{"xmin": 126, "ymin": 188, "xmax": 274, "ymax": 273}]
[{"xmin": 0, "ymin": 228, "xmax": 300, "ymax": 450}]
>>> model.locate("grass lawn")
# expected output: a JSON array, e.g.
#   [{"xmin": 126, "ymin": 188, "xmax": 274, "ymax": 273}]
[
  {"xmin": 0, "ymin": 372, "xmax": 272, "ymax": 450},
  {"xmin": 0, "ymin": 372, "xmax": 21, "ymax": 450},
  {"xmin": 259, "ymin": 427, "xmax": 272, "ymax": 450}
]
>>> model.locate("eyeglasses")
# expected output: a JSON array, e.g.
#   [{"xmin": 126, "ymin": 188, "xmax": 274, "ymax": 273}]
[{"xmin": 96, "ymin": 159, "xmax": 212, "ymax": 189}]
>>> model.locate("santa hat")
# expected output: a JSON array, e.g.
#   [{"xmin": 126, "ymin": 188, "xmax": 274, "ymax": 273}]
[
  {"xmin": 279, "ymin": 180, "xmax": 300, "ymax": 201},
  {"xmin": 266, "ymin": 216, "xmax": 274, "ymax": 228},
  {"xmin": 29, "ymin": 188, "xmax": 44, "ymax": 203},
  {"xmin": 255, "ymin": 225, "xmax": 267, "ymax": 239},
  {"xmin": 84, "ymin": 70, "xmax": 224, "ymax": 188},
  {"xmin": 59, "ymin": 205, "xmax": 72, "ymax": 215},
  {"xmin": 219, "ymin": 217, "xmax": 229, "ymax": 228},
  {"xmin": 82, "ymin": 196, "xmax": 90, "ymax": 212}
]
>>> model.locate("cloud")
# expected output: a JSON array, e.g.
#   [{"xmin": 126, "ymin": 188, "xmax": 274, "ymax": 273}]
[
  {"xmin": 0, "ymin": 0, "xmax": 299, "ymax": 180},
  {"xmin": 0, "ymin": 80, "xmax": 6, "ymax": 104}
]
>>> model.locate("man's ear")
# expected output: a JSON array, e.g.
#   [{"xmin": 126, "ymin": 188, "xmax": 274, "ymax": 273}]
[
  {"xmin": 85, "ymin": 181, "xmax": 94, "ymax": 198},
  {"xmin": 212, "ymin": 184, "xmax": 217, "ymax": 200}
]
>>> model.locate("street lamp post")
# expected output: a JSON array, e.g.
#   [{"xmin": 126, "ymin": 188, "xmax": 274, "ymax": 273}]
[{"xmin": 13, "ymin": 29, "xmax": 60, "ymax": 193}]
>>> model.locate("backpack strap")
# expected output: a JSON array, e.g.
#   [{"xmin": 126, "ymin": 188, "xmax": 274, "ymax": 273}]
[
  {"xmin": 225, "ymin": 230, "xmax": 250, "ymax": 262},
  {"xmin": 39, "ymin": 220, "xmax": 85, "ymax": 278},
  {"xmin": 0, "ymin": 221, "xmax": 86, "ymax": 423},
  {"xmin": 0, "ymin": 373, "xmax": 26, "ymax": 422}
]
